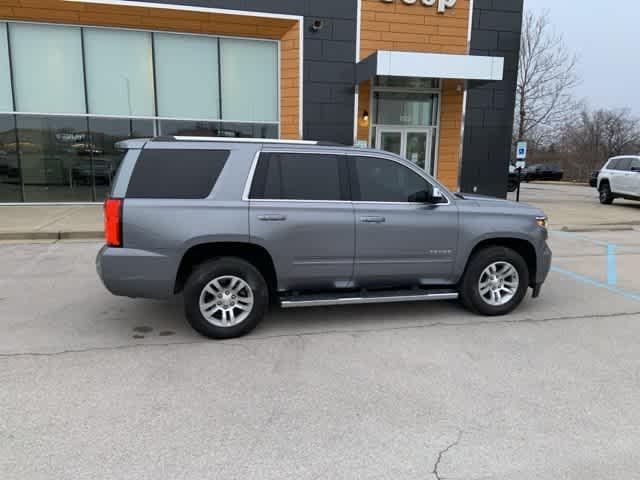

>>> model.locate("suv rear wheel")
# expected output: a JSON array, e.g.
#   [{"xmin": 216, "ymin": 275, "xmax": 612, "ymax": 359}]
[
  {"xmin": 460, "ymin": 246, "xmax": 529, "ymax": 316},
  {"xmin": 599, "ymin": 182, "xmax": 614, "ymax": 204},
  {"xmin": 184, "ymin": 257, "xmax": 269, "ymax": 339}
]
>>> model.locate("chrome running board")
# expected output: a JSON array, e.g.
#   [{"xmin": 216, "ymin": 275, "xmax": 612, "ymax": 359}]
[{"xmin": 279, "ymin": 289, "xmax": 458, "ymax": 308}]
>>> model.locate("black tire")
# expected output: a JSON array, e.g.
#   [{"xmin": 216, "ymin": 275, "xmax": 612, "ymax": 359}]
[
  {"xmin": 507, "ymin": 178, "xmax": 518, "ymax": 193},
  {"xmin": 459, "ymin": 246, "xmax": 529, "ymax": 316},
  {"xmin": 599, "ymin": 183, "xmax": 614, "ymax": 204},
  {"xmin": 184, "ymin": 257, "xmax": 269, "ymax": 339}
]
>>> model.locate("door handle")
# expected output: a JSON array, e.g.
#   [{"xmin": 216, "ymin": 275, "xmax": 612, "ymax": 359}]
[
  {"xmin": 360, "ymin": 216, "xmax": 386, "ymax": 224},
  {"xmin": 257, "ymin": 214, "xmax": 287, "ymax": 221}
]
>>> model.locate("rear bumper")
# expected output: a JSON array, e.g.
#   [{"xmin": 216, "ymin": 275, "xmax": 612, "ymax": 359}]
[{"xmin": 96, "ymin": 245, "xmax": 176, "ymax": 299}]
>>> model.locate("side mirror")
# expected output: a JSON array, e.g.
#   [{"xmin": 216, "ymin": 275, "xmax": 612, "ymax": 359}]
[
  {"xmin": 409, "ymin": 187, "xmax": 447, "ymax": 204},
  {"xmin": 431, "ymin": 187, "xmax": 446, "ymax": 204}
]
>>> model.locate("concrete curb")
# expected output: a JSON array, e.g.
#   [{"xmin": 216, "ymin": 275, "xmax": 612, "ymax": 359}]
[
  {"xmin": 559, "ymin": 225, "xmax": 638, "ymax": 233},
  {"xmin": 0, "ymin": 231, "xmax": 103, "ymax": 241}
]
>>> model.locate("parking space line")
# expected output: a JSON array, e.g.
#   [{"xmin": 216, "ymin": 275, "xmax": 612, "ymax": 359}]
[
  {"xmin": 551, "ymin": 265, "xmax": 640, "ymax": 302},
  {"xmin": 607, "ymin": 244, "xmax": 617, "ymax": 286},
  {"xmin": 554, "ymin": 230, "xmax": 608, "ymax": 246},
  {"xmin": 553, "ymin": 230, "xmax": 640, "ymax": 254}
]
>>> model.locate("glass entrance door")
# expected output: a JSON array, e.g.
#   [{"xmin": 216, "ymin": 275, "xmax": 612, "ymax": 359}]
[
  {"xmin": 376, "ymin": 128, "xmax": 434, "ymax": 173},
  {"xmin": 378, "ymin": 129, "xmax": 403, "ymax": 156}
]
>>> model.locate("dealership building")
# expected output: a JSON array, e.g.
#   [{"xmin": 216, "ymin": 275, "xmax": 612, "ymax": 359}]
[{"xmin": 0, "ymin": 0, "xmax": 523, "ymax": 203}]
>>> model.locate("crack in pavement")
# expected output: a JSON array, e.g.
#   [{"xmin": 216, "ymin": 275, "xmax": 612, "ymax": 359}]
[
  {"xmin": 432, "ymin": 430, "xmax": 463, "ymax": 480},
  {"xmin": 1, "ymin": 310, "xmax": 640, "ymax": 360}
]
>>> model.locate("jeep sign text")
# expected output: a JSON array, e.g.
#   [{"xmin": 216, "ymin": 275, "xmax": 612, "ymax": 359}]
[{"xmin": 381, "ymin": 0, "xmax": 457, "ymax": 13}]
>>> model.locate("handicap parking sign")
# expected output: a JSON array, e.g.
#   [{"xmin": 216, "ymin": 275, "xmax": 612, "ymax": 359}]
[{"xmin": 516, "ymin": 141, "xmax": 527, "ymax": 160}]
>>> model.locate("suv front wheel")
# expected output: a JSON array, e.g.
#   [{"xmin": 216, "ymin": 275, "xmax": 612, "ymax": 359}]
[
  {"xmin": 184, "ymin": 257, "xmax": 269, "ymax": 339},
  {"xmin": 599, "ymin": 183, "xmax": 614, "ymax": 204},
  {"xmin": 459, "ymin": 246, "xmax": 529, "ymax": 316}
]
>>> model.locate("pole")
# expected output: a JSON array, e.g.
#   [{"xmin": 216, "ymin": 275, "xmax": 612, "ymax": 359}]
[{"xmin": 516, "ymin": 167, "xmax": 522, "ymax": 202}]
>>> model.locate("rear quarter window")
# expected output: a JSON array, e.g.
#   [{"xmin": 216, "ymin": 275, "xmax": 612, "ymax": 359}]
[{"xmin": 126, "ymin": 149, "xmax": 229, "ymax": 199}]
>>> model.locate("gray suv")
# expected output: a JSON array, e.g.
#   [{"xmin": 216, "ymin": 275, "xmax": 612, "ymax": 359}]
[{"xmin": 97, "ymin": 137, "xmax": 552, "ymax": 339}]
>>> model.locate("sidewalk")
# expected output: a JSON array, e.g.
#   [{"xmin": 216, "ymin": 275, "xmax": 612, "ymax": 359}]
[{"xmin": 0, "ymin": 205, "xmax": 103, "ymax": 240}]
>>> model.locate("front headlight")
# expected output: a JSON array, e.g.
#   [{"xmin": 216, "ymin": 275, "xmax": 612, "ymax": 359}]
[{"xmin": 536, "ymin": 216, "xmax": 549, "ymax": 229}]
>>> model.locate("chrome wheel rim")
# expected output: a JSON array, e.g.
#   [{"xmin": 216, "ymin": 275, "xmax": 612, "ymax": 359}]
[
  {"xmin": 199, "ymin": 276, "xmax": 254, "ymax": 327},
  {"xmin": 478, "ymin": 261, "xmax": 519, "ymax": 306}
]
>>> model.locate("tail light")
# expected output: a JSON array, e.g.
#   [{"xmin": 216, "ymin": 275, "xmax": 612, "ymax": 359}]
[{"xmin": 104, "ymin": 198, "xmax": 123, "ymax": 247}]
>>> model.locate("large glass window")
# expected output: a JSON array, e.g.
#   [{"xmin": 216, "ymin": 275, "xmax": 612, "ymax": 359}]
[
  {"xmin": 88, "ymin": 117, "xmax": 154, "ymax": 200},
  {"xmin": 250, "ymin": 153, "xmax": 343, "ymax": 201},
  {"xmin": 374, "ymin": 92, "xmax": 438, "ymax": 127},
  {"xmin": 83, "ymin": 28, "xmax": 154, "ymax": 116},
  {"xmin": 1, "ymin": 22, "xmax": 282, "ymax": 202},
  {"xmin": 16, "ymin": 115, "xmax": 92, "ymax": 202},
  {"xmin": 0, "ymin": 115, "xmax": 20, "ymax": 202},
  {"xmin": 9, "ymin": 23, "xmax": 86, "ymax": 114},
  {"xmin": 158, "ymin": 119, "xmax": 277, "ymax": 139},
  {"xmin": 351, "ymin": 156, "xmax": 431, "ymax": 203},
  {"xmin": 220, "ymin": 39, "xmax": 278, "ymax": 122},
  {"xmin": 0, "ymin": 23, "xmax": 13, "ymax": 112},
  {"xmin": 376, "ymin": 76, "xmax": 439, "ymax": 90},
  {"xmin": 154, "ymin": 33, "xmax": 220, "ymax": 120}
]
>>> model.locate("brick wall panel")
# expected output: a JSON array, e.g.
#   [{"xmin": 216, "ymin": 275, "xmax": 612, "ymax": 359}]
[{"xmin": 360, "ymin": 0, "xmax": 470, "ymax": 188}]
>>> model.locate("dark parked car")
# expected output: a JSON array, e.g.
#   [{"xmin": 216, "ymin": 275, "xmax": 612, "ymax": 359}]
[
  {"xmin": 524, "ymin": 164, "xmax": 564, "ymax": 182},
  {"xmin": 589, "ymin": 170, "xmax": 599, "ymax": 188}
]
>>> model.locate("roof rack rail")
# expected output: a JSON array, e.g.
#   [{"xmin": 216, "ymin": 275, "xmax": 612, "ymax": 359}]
[{"xmin": 165, "ymin": 136, "xmax": 320, "ymax": 145}]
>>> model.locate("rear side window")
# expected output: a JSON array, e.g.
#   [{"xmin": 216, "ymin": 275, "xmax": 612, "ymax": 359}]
[
  {"xmin": 249, "ymin": 152, "xmax": 345, "ymax": 201},
  {"xmin": 126, "ymin": 149, "xmax": 229, "ymax": 199}
]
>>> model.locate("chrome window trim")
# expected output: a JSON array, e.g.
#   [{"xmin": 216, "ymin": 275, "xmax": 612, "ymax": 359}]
[{"xmin": 242, "ymin": 149, "xmax": 453, "ymax": 206}]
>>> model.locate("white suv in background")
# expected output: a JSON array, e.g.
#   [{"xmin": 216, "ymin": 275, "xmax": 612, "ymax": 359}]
[{"xmin": 597, "ymin": 155, "xmax": 640, "ymax": 204}]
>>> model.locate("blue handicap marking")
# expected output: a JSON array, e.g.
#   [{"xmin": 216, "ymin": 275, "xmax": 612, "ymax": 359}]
[{"xmin": 607, "ymin": 244, "xmax": 617, "ymax": 286}]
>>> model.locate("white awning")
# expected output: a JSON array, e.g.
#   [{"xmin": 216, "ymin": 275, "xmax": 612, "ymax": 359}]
[{"xmin": 356, "ymin": 50, "xmax": 504, "ymax": 83}]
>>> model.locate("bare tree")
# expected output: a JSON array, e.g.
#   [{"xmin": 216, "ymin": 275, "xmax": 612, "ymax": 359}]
[
  {"xmin": 557, "ymin": 107, "xmax": 640, "ymax": 180},
  {"xmin": 515, "ymin": 11, "xmax": 579, "ymax": 146}
]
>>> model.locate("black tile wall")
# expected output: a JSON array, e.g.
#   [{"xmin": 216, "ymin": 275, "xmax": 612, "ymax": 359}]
[
  {"xmin": 134, "ymin": 0, "xmax": 358, "ymax": 145},
  {"xmin": 461, "ymin": 0, "xmax": 523, "ymax": 198}
]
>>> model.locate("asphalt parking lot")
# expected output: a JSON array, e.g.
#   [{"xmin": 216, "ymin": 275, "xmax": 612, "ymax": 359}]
[{"xmin": 2, "ymin": 183, "xmax": 640, "ymax": 479}]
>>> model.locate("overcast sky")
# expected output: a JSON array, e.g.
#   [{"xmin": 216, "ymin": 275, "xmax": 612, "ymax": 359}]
[{"xmin": 525, "ymin": 0, "xmax": 640, "ymax": 114}]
